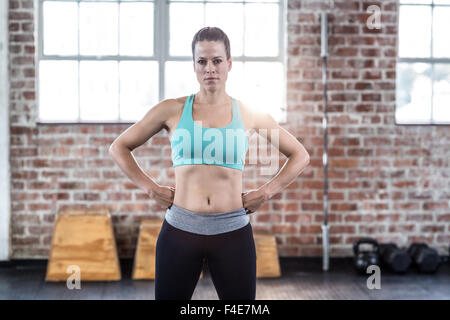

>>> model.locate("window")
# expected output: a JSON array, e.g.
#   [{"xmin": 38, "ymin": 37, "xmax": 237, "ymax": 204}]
[
  {"xmin": 37, "ymin": 0, "xmax": 287, "ymax": 124},
  {"xmin": 396, "ymin": 0, "xmax": 450, "ymax": 125}
]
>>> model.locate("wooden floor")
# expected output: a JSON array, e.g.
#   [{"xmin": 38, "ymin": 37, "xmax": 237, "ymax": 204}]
[{"xmin": 0, "ymin": 258, "xmax": 449, "ymax": 300}]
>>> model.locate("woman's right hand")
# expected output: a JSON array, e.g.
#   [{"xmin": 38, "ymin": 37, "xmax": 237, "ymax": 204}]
[{"xmin": 147, "ymin": 185, "xmax": 175, "ymax": 209}]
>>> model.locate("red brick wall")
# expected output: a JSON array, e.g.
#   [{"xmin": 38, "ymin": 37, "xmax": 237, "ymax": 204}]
[{"xmin": 8, "ymin": 0, "xmax": 450, "ymax": 259}]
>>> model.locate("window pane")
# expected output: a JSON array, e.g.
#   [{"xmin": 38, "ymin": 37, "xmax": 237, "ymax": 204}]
[
  {"xmin": 396, "ymin": 62, "xmax": 432, "ymax": 123},
  {"xmin": 242, "ymin": 62, "xmax": 284, "ymax": 121},
  {"xmin": 120, "ymin": 2, "xmax": 154, "ymax": 56},
  {"xmin": 39, "ymin": 60, "xmax": 78, "ymax": 121},
  {"xmin": 433, "ymin": 0, "xmax": 450, "ymax": 4},
  {"xmin": 433, "ymin": 7, "xmax": 450, "ymax": 58},
  {"xmin": 398, "ymin": 5, "xmax": 431, "ymax": 58},
  {"xmin": 226, "ymin": 61, "xmax": 245, "ymax": 102},
  {"xmin": 80, "ymin": 61, "xmax": 119, "ymax": 121},
  {"xmin": 165, "ymin": 61, "xmax": 199, "ymax": 98},
  {"xmin": 205, "ymin": 3, "xmax": 244, "ymax": 56},
  {"xmin": 433, "ymin": 64, "xmax": 450, "ymax": 123},
  {"xmin": 43, "ymin": 1, "xmax": 78, "ymax": 56},
  {"xmin": 80, "ymin": 2, "xmax": 118, "ymax": 56},
  {"xmin": 245, "ymin": 3, "xmax": 279, "ymax": 57},
  {"xmin": 119, "ymin": 61, "xmax": 159, "ymax": 121},
  {"xmin": 169, "ymin": 3, "xmax": 204, "ymax": 57}
]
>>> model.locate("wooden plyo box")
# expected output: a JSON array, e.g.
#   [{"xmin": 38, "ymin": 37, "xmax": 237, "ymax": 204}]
[
  {"xmin": 45, "ymin": 208, "xmax": 121, "ymax": 282},
  {"xmin": 132, "ymin": 218, "xmax": 204, "ymax": 280},
  {"xmin": 254, "ymin": 231, "xmax": 281, "ymax": 278}
]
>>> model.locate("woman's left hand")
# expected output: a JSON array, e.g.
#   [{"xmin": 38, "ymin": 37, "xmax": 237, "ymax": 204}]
[{"xmin": 242, "ymin": 188, "xmax": 267, "ymax": 214}]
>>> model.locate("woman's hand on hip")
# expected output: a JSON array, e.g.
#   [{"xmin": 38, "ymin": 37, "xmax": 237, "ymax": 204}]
[
  {"xmin": 241, "ymin": 188, "xmax": 266, "ymax": 214},
  {"xmin": 148, "ymin": 185, "xmax": 175, "ymax": 209}
]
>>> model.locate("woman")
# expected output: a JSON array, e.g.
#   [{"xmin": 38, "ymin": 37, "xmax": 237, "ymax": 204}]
[{"xmin": 109, "ymin": 27, "xmax": 310, "ymax": 300}]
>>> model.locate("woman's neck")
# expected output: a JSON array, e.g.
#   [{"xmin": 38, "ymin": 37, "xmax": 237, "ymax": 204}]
[{"xmin": 195, "ymin": 91, "xmax": 229, "ymax": 106}]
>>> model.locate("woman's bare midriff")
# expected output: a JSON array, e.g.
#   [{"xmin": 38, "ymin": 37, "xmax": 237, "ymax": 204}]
[
  {"xmin": 165, "ymin": 95, "xmax": 252, "ymax": 214},
  {"xmin": 173, "ymin": 164, "xmax": 244, "ymax": 213}
]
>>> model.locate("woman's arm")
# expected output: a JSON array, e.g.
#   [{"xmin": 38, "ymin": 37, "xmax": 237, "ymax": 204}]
[
  {"xmin": 251, "ymin": 110, "xmax": 310, "ymax": 201},
  {"xmin": 108, "ymin": 99, "xmax": 174, "ymax": 195}
]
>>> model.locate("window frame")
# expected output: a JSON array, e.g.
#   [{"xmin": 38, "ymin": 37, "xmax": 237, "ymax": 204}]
[
  {"xmin": 396, "ymin": 0, "xmax": 450, "ymax": 126},
  {"xmin": 36, "ymin": 0, "xmax": 287, "ymax": 125}
]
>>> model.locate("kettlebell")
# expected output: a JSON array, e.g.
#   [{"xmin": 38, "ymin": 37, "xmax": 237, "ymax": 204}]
[{"xmin": 353, "ymin": 237, "xmax": 380, "ymax": 274}]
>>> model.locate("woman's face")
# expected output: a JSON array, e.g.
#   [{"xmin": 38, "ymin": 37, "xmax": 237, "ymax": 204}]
[{"xmin": 193, "ymin": 40, "xmax": 232, "ymax": 92}]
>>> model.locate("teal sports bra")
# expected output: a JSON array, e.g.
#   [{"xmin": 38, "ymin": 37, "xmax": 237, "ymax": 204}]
[{"xmin": 170, "ymin": 93, "xmax": 249, "ymax": 171}]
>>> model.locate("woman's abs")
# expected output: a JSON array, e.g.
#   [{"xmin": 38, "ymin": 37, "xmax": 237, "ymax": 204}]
[{"xmin": 172, "ymin": 165, "xmax": 244, "ymax": 213}]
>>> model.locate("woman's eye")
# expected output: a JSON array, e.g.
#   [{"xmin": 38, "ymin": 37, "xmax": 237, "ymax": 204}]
[{"xmin": 198, "ymin": 60, "xmax": 221, "ymax": 64}]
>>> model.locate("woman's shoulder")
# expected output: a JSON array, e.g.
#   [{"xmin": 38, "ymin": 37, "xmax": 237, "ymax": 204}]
[
  {"xmin": 159, "ymin": 95, "xmax": 191, "ymax": 132},
  {"xmin": 161, "ymin": 95, "xmax": 190, "ymax": 114},
  {"xmin": 173, "ymin": 95, "xmax": 190, "ymax": 106},
  {"xmin": 234, "ymin": 98, "xmax": 257, "ymax": 131},
  {"xmin": 234, "ymin": 98, "xmax": 251, "ymax": 113},
  {"xmin": 234, "ymin": 98, "xmax": 279, "ymax": 132}
]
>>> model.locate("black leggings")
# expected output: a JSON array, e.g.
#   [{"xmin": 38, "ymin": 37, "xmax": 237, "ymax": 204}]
[{"xmin": 155, "ymin": 219, "xmax": 256, "ymax": 300}]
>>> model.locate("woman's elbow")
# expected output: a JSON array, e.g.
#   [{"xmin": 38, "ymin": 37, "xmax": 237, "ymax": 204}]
[
  {"xmin": 108, "ymin": 142, "xmax": 127, "ymax": 157},
  {"xmin": 304, "ymin": 153, "xmax": 310, "ymax": 164},
  {"xmin": 297, "ymin": 150, "xmax": 310, "ymax": 167},
  {"xmin": 290, "ymin": 150, "xmax": 310, "ymax": 165},
  {"xmin": 302, "ymin": 154, "xmax": 310, "ymax": 167}
]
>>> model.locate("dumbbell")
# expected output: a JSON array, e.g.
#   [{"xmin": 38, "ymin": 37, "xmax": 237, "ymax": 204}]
[
  {"xmin": 378, "ymin": 243, "xmax": 412, "ymax": 274},
  {"xmin": 407, "ymin": 243, "xmax": 442, "ymax": 273},
  {"xmin": 353, "ymin": 238, "xmax": 380, "ymax": 274}
]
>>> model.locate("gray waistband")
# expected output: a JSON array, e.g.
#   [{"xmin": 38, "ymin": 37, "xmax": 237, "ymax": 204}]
[{"xmin": 165, "ymin": 204, "xmax": 250, "ymax": 235}]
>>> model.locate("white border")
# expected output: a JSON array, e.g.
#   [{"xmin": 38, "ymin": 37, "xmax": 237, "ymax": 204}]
[{"xmin": 0, "ymin": 0, "xmax": 11, "ymax": 261}]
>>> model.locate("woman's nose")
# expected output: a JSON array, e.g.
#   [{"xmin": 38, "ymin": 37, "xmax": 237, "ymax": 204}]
[{"xmin": 206, "ymin": 61, "xmax": 215, "ymax": 71}]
